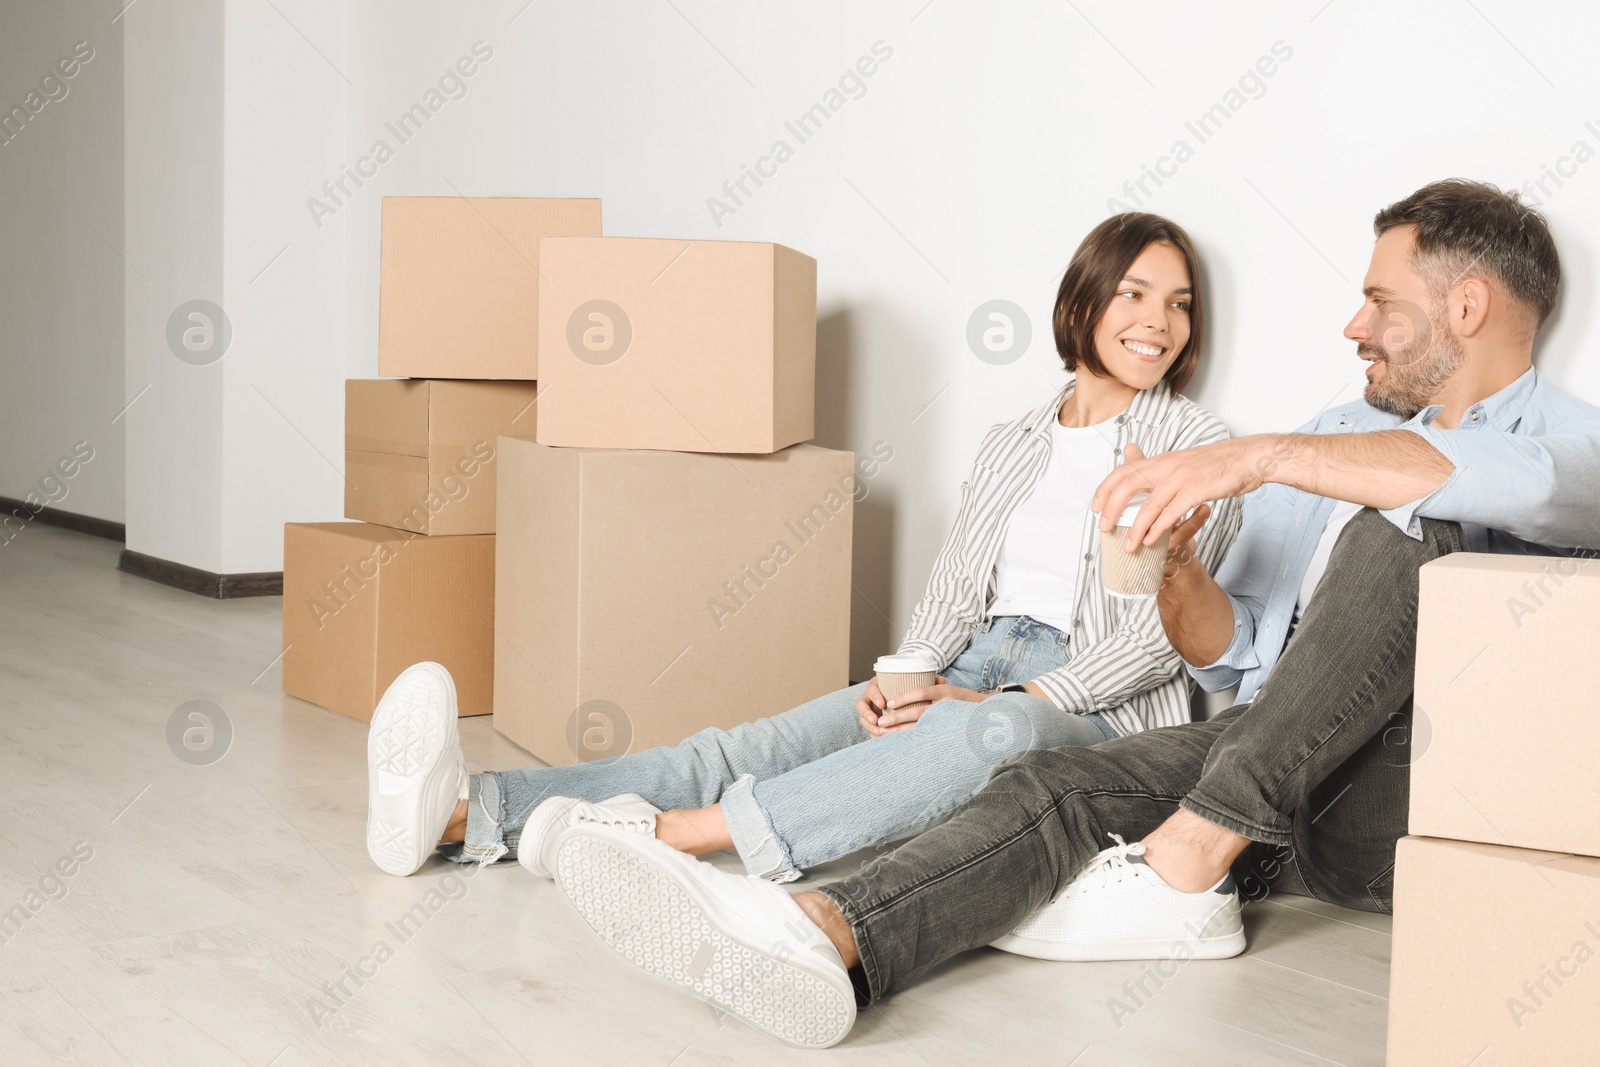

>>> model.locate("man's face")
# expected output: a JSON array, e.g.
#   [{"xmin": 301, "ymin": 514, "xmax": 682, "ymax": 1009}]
[{"xmin": 1343, "ymin": 226, "xmax": 1464, "ymax": 417}]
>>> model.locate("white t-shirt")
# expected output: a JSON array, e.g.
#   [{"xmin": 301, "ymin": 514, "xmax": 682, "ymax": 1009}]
[
  {"xmin": 1294, "ymin": 499, "xmax": 1365, "ymax": 623},
  {"xmin": 987, "ymin": 416, "xmax": 1119, "ymax": 632}
]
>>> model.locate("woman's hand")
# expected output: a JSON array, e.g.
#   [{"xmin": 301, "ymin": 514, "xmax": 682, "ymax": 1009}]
[
  {"xmin": 874, "ymin": 676, "xmax": 986, "ymax": 731},
  {"xmin": 1162, "ymin": 501, "xmax": 1212, "ymax": 582},
  {"xmin": 856, "ymin": 677, "xmax": 890, "ymax": 736}
]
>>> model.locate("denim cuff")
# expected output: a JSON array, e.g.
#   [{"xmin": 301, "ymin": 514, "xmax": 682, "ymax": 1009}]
[
  {"xmin": 456, "ymin": 772, "xmax": 510, "ymax": 865},
  {"xmin": 719, "ymin": 773, "xmax": 802, "ymax": 883},
  {"xmin": 1180, "ymin": 791, "xmax": 1294, "ymax": 848}
]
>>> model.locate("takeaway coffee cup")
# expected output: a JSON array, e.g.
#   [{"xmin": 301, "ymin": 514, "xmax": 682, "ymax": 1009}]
[
  {"xmin": 1101, "ymin": 493, "xmax": 1172, "ymax": 598},
  {"xmin": 873, "ymin": 654, "xmax": 939, "ymax": 713}
]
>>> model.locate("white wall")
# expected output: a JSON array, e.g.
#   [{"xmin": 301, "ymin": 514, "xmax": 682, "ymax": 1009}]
[
  {"xmin": 218, "ymin": 0, "xmax": 348, "ymax": 574},
  {"xmin": 0, "ymin": 0, "xmax": 125, "ymax": 522},
  {"xmin": 334, "ymin": 0, "xmax": 1600, "ymax": 675},
  {"xmin": 123, "ymin": 0, "xmax": 347, "ymax": 574},
  {"xmin": 57, "ymin": 1, "xmax": 1600, "ymax": 667}
]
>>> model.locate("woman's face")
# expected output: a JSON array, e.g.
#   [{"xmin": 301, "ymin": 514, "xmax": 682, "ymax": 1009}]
[{"xmin": 1088, "ymin": 241, "xmax": 1193, "ymax": 391}]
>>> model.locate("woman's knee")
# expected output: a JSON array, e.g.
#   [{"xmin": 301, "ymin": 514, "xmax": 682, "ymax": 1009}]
[{"xmin": 912, "ymin": 698, "xmax": 971, "ymax": 731}]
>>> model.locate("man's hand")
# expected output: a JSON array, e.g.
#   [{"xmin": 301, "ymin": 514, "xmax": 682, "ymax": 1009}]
[{"xmin": 1094, "ymin": 439, "xmax": 1280, "ymax": 550}]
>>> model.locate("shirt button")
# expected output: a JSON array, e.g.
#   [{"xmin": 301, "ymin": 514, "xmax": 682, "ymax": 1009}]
[
  {"xmin": 1114, "ymin": 447, "xmax": 1122, "ymax": 456},
  {"xmin": 1084, "ymin": 552, "xmax": 1093, "ymax": 561},
  {"xmin": 1116, "ymin": 414, "xmax": 1128, "ymax": 425},
  {"xmin": 1074, "ymin": 618, "xmax": 1082, "ymax": 627}
]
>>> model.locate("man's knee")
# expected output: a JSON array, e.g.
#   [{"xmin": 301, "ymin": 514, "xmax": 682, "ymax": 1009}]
[
  {"xmin": 1341, "ymin": 506, "xmax": 1465, "ymax": 556},
  {"xmin": 984, "ymin": 744, "xmax": 1107, "ymax": 812}
]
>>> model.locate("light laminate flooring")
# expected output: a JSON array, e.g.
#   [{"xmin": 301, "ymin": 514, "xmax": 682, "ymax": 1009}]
[{"xmin": 0, "ymin": 524, "xmax": 1390, "ymax": 1065}]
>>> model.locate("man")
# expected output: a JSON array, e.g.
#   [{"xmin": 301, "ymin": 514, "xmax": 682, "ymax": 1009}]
[{"xmin": 547, "ymin": 180, "xmax": 1600, "ymax": 1049}]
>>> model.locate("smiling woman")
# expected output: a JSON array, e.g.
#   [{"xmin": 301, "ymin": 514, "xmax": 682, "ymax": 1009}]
[{"xmin": 360, "ymin": 211, "xmax": 1246, "ymax": 923}]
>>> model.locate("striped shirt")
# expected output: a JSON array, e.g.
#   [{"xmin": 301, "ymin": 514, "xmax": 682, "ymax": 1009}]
[{"xmin": 896, "ymin": 378, "xmax": 1242, "ymax": 737}]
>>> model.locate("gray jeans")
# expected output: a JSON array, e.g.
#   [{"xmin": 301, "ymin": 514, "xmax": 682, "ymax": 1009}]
[{"xmin": 820, "ymin": 509, "xmax": 1467, "ymax": 1003}]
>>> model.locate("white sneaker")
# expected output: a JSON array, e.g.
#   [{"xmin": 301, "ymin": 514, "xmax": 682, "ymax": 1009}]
[
  {"xmin": 551, "ymin": 823, "xmax": 857, "ymax": 1049},
  {"xmin": 991, "ymin": 834, "xmax": 1245, "ymax": 962},
  {"xmin": 516, "ymin": 793, "xmax": 661, "ymax": 878},
  {"xmin": 365, "ymin": 662, "xmax": 468, "ymax": 877}
]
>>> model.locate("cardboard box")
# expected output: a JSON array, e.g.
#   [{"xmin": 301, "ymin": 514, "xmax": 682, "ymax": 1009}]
[
  {"xmin": 283, "ymin": 522, "xmax": 494, "ymax": 721},
  {"xmin": 494, "ymin": 436, "xmax": 852, "ymax": 765},
  {"xmin": 535, "ymin": 236, "xmax": 816, "ymax": 453},
  {"xmin": 345, "ymin": 379, "xmax": 538, "ymax": 535},
  {"xmin": 1389, "ymin": 835, "xmax": 1600, "ymax": 1066},
  {"xmin": 1411, "ymin": 554, "xmax": 1600, "ymax": 857},
  {"xmin": 378, "ymin": 196, "xmax": 601, "ymax": 380}
]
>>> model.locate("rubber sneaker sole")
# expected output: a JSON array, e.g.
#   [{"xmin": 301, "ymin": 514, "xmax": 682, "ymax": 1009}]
[
  {"xmin": 991, "ymin": 905, "xmax": 1246, "ymax": 962},
  {"xmin": 366, "ymin": 663, "xmax": 460, "ymax": 877},
  {"xmin": 552, "ymin": 829, "xmax": 855, "ymax": 1049}
]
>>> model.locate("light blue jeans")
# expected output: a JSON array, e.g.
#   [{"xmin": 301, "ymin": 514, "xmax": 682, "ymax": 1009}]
[{"xmin": 454, "ymin": 616, "xmax": 1116, "ymax": 880}]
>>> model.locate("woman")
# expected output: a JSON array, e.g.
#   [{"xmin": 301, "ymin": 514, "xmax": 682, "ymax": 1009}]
[{"xmin": 365, "ymin": 213, "xmax": 1243, "ymax": 883}]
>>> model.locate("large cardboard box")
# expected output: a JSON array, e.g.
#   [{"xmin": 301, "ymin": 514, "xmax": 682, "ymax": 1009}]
[
  {"xmin": 378, "ymin": 196, "xmax": 601, "ymax": 380},
  {"xmin": 1389, "ymin": 835, "xmax": 1600, "ymax": 1066},
  {"xmin": 535, "ymin": 236, "xmax": 816, "ymax": 453},
  {"xmin": 494, "ymin": 436, "xmax": 852, "ymax": 765},
  {"xmin": 1411, "ymin": 554, "xmax": 1600, "ymax": 857},
  {"xmin": 345, "ymin": 379, "xmax": 538, "ymax": 536},
  {"xmin": 283, "ymin": 522, "xmax": 494, "ymax": 721}
]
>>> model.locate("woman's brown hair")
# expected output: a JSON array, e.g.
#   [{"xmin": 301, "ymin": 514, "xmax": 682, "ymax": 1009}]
[{"xmin": 1052, "ymin": 213, "xmax": 1205, "ymax": 393}]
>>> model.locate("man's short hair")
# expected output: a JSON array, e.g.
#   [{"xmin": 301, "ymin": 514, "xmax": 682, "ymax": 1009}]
[{"xmin": 1373, "ymin": 179, "xmax": 1560, "ymax": 325}]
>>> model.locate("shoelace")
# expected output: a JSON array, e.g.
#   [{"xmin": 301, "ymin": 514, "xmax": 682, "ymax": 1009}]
[{"xmin": 1068, "ymin": 833, "xmax": 1149, "ymax": 894}]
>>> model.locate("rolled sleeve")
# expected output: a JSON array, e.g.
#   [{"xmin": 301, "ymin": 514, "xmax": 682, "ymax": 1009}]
[
  {"xmin": 1378, "ymin": 423, "xmax": 1600, "ymax": 548},
  {"xmin": 893, "ymin": 638, "xmax": 950, "ymax": 672},
  {"xmin": 1028, "ymin": 667, "xmax": 1094, "ymax": 713},
  {"xmin": 1374, "ymin": 425, "xmax": 1472, "ymax": 540}
]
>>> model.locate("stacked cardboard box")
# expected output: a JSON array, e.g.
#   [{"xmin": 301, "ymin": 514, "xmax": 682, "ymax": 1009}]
[
  {"xmin": 284, "ymin": 197, "xmax": 599, "ymax": 721},
  {"xmin": 1388, "ymin": 554, "xmax": 1600, "ymax": 1065},
  {"xmin": 284, "ymin": 196, "xmax": 854, "ymax": 753},
  {"xmin": 497, "ymin": 233, "xmax": 852, "ymax": 765}
]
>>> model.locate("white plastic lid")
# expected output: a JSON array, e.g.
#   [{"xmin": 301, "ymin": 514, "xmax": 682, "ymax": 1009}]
[
  {"xmin": 1115, "ymin": 492, "xmax": 1150, "ymax": 529},
  {"xmin": 874, "ymin": 654, "xmax": 937, "ymax": 673}
]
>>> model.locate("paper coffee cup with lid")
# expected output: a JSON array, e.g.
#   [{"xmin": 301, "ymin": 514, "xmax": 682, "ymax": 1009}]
[
  {"xmin": 874, "ymin": 653, "xmax": 939, "ymax": 711},
  {"xmin": 1100, "ymin": 493, "xmax": 1172, "ymax": 598}
]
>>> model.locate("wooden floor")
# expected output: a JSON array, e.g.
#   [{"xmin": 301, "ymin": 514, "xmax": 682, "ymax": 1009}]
[{"xmin": 0, "ymin": 523, "xmax": 1391, "ymax": 1066}]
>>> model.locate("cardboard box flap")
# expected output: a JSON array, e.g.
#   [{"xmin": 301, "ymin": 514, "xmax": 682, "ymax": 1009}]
[
  {"xmin": 290, "ymin": 520, "xmax": 420, "ymax": 547},
  {"xmin": 347, "ymin": 379, "xmax": 431, "ymax": 456}
]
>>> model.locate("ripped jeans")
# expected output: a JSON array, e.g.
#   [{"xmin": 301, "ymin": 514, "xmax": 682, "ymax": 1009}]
[{"xmin": 451, "ymin": 616, "xmax": 1115, "ymax": 880}]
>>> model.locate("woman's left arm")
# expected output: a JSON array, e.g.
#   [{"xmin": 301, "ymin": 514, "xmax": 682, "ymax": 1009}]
[{"xmin": 1027, "ymin": 415, "xmax": 1246, "ymax": 712}]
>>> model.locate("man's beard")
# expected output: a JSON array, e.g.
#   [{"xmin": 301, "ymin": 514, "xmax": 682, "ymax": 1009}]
[{"xmin": 1362, "ymin": 307, "xmax": 1464, "ymax": 418}]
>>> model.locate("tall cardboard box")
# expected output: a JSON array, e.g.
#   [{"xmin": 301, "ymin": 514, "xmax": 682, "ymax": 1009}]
[
  {"xmin": 1411, "ymin": 554, "xmax": 1600, "ymax": 857},
  {"xmin": 536, "ymin": 236, "xmax": 816, "ymax": 453},
  {"xmin": 1388, "ymin": 835, "xmax": 1600, "ymax": 1066},
  {"xmin": 345, "ymin": 379, "xmax": 538, "ymax": 535},
  {"xmin": 283, "ymin": 522, "xmax": 494, "ymax": 721},
  {"xmin": 378, "ymin": 196, "xmax": 602, "ymax": 380},
  {"xmin": 494, "ymin": 436, "xmax": 852, "ymax": 765}
]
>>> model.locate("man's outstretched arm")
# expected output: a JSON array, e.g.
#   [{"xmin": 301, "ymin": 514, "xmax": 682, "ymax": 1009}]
[{"xmin": 1095, "ymin": 431, "xmax": 1453, "ymax": 552}]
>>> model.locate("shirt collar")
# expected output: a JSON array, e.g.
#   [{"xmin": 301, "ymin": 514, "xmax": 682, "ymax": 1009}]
[
  {"xmin": 1410, "ymin": 366, "xmax": 1539, "ymax": 432},
  {"xmin": 1029, "ymin": 376, "xmax": 1174, "ymax": 437}
]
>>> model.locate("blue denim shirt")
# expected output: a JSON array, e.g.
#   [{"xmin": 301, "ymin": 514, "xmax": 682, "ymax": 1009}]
[{"xmin": 1193, "ymin": 368, "xmax": 1600, "ymax": 703}]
